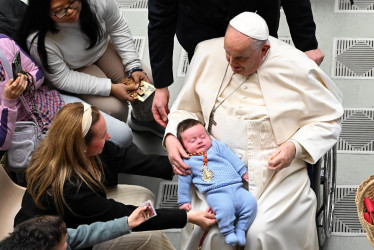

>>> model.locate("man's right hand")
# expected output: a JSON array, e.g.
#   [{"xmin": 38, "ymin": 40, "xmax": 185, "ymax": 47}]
[
  {"xmin": 165, "ymin": 134, "xmax": 191, "ymax": 175},
  {"xmin": 111, "ymin": 83, "xmax": 138, "ymax": 102},
  {"xmin": 152, "ymin": 87, "xmax": 170, "ymax": 127}
]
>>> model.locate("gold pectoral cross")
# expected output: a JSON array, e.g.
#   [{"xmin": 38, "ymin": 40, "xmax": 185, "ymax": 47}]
[{"xmin": 207, "ymin": 111, "xmax": 217, "ymax": 134}]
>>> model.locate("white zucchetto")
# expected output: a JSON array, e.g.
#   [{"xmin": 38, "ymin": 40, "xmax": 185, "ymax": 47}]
[{"xmin": 229, "ymin": 12, "xmax": 269, "ymax": 40}]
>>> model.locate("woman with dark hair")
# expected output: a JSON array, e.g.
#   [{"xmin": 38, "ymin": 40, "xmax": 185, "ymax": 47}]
[
  {"xmin": 14, "ymin": 102, "xmax": 216, "ymax": 249},
  {"xmin": 18, "ymin": 0, "xmax": 162, "ymax": 136}
]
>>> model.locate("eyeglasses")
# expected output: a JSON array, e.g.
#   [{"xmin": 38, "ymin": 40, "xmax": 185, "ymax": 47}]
[{"xmin": 50, "ymin": 0, "xmax": 80, "ymax": 19}]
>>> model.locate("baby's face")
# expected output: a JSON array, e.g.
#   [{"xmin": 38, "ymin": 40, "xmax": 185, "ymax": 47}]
[{"xmin": 181, "ymin": 124, "xmax": 212, "ymax": 153}]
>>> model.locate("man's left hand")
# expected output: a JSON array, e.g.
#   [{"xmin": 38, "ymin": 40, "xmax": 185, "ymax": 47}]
[
  {"xmin": 304, "ymin": 48, "xmax": 325, "ymax": 66},
  {"xmin": 267, "ymin": 141, "xmax": 296, "ymax": 171}
]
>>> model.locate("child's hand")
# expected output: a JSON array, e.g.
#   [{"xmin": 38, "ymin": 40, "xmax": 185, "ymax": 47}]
[
  {"xmin": 128, "ymin": 206, "xmax": 148, "ymax": 229},
  {"xmin": 3, "ymin": 74, "xmax": 28, "ymax": 100},
  {"xmin": 242, "ymin": 171, "xmax": 249, "ymax": 182},
  {"xmin": 180, "ymin": 203, "xmax": 192, "ymax": 212}
]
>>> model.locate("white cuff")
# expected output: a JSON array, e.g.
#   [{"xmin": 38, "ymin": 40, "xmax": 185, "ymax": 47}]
[{"xmin": 288, "ymin": 139, "xmax": 304, "ymax": 159}]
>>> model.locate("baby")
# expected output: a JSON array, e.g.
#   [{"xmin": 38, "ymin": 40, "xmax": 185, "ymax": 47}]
[{"xmin": 177, "ymin": 118, "xmax": 257, "ymax": 246}]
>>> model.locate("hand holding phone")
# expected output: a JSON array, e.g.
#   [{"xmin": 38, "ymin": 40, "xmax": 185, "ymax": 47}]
[
  {"xmin": 12, "ymin": 51, "xmax": 24, "ymax": 78},
  {"xmin": 3, "ymin": 75, "xmax": 28, "ymax": 99}
]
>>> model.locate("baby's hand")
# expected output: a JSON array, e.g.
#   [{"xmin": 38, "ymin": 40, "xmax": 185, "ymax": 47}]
[
  {"xmin": 242, "ymin": 171, "xmax": 249, "ymax": 182},
  {"xmin": 180, "ymin": 203, "xmax": 192, "ymax": 212}
]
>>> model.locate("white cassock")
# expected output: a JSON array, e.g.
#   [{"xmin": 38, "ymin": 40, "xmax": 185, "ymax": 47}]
[{"xmin": 165, "ymin": 36, "xmax": 343, "ymax": 250}]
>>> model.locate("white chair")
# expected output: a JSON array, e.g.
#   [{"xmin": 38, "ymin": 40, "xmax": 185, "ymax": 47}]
[{"xmin": 0, "ymin": 166, "xmax": 25, "ymax": 240}]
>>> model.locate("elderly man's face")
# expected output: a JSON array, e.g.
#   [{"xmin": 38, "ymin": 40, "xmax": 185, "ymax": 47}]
[{"xmin": 224, "ymin": 26, "xmax": 269, "ymax": 75}]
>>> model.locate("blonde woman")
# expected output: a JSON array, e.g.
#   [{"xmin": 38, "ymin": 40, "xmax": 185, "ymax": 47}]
[{"xmin": 14, "ymin": 102, "xmax": 215, "ymax": 249}]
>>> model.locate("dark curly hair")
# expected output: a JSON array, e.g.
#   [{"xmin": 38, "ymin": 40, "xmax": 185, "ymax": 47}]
[{"xmin": 0, "ymin": 216, "xmax": 67, "ymax": 250}]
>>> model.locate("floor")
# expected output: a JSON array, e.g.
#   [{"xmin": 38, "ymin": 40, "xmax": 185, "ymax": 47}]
[{"xmin": 118, "ymin": 0, "xmax": 374, "ymax": 249}]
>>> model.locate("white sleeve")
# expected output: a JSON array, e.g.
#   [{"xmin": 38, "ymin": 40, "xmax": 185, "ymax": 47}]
[
  {"xmin": 102, "ymin": 0, "xmax": 141, "ymax": 71},
  {"xmin": 290, "ymin": 120, "xmax": 341, "ymax": 164},
  {"xmin": 28, "ymin": 38, "xmax": 112, "ymax": 96}
]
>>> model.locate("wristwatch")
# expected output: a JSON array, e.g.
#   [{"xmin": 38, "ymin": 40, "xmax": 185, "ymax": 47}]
[{"xmin": 127, "ymin": 67, "xmax": 144, "ymax": 78}]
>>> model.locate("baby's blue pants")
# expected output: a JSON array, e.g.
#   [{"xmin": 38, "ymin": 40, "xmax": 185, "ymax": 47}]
[{"xmin": 206, "ymin": 183, "xmax": 257, "ymax": 236}]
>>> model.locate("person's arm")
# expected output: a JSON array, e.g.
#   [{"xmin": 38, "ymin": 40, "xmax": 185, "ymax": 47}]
[
  {"xmin": 0, "ymin": 93, "xmax": 19, "ymax": 150},
  {"xmin": 0, "ymin": 77, "xmax": 28, "ymax": 150},
  {"xmin": 163, "ymin": 41, "xmax": 216, "ymax": 173},
  {"xmin": 28, "ymin": 39, "xmax": 111, "ymax": 96},
  {"xmin": 152, "ymin": 87, "xmax": 170, "ymax": 127},
  {"xmin": 2, "ymin": 34, "xmax": 45, "ymax": 89},
  {"xmin": 164, "ymin": 134, "xmax": 191, "ymax": 175},
  {"xmin": 67, "ymin": 216, "xmax": 131, "ymax": 249},
  {"xmin": 148, "ymin": 0, "xmax": 179, "ymax": 126},
  {"xmin": 281, "ymin": 0, "xmax": 317, "ymax": 52},
  {"xmin": 63, "ymin": 180, "xmax": 187, "ymax": 231},
  {"xmin": 178, "ymin": 169, "xmax": 193, "ymax": 206},
  {"xmin": 148, "ymin": 0, "xmax": 178, "ymax": 89},
  {"xmin": 67, "ymin": 206, "xmax": 149, "ymax": 249},
  {"xmin": 281, "ymin": 0, "xmax": 324, "ymax": 65},
  {"xmin": 102, "ymin": 0, "xmax": 141, "ymax": 73},
  {"xmin": 262, "ymin": 52, "xmax": 343, "ymax": 169}
]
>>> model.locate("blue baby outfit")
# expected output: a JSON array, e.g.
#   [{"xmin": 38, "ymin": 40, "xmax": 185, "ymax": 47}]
[{"xmin": 178, "ymin": 140, "xmax": 257, "ymax": 246}]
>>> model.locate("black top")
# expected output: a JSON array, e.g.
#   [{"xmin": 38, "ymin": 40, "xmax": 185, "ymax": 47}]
[
  {"xmin": 148, "ymin": 0, "xmax": 318, "ymax": 88},
  {"xmin": 14, "ymin": 176, "xmax": 187, "ymax": 230}
]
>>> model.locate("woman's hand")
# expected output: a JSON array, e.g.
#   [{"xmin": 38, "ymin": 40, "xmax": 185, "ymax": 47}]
[
  {"xmin": 111, "ymin": 83, "xmax": 138, "ymax": 102},
  {"xmin": 127, "ymin": 206, "xmax": 148, "ymax": 229},
  {"xmin": 187, "ymin": 209, "xmax": 216, "ymax": 229},
  {"xmin": 267, "ymin": 141, "xmax": 296, "ymax": 171},
  {"xmin": 165, "ymin": 134, "xmax": 191, "ymax": 175},
  {"xmin": 3, "ymin": 74, "xmax": 28, "ymax": 99},
  {"xmin": 131, "ymin": 71, "xmax": 150, "ymax": 85}
]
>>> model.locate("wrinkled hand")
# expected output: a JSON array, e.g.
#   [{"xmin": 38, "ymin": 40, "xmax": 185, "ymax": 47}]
[
  {"xmin": 267, "ymin": 141, "xmax": 296, "ymax": 171},
  {"xmin": 242, "ymin": 171, "xmax": 249, "ymax": 182},
  {"xmin": 187, "ymin": 209, "xmax": 216, "ymax": 229},
  {"xmin": 3, "ymin": 74, "xmax": 28, "ymax": 100},
  {"xmin": 180, "ymin": 203, "xmax": 192, "ymax": 212},
  {"xmin": 304, "ymin": 48, "xmax": 325, "ymax": 66},
  {"xmin": 165, "ymin": 134, "xmax": 190, "ymax": 175},
  {"xmin": 111, "ymin": 83, "xmax": 139, "ymax": 102},
  {"xmin": 128, "ymin": 206, "xmax": 148, "ymax": 229},
  {"xmin": 131, "ymin": 71, "xmax": 150, "ymax": 85},
  {"xmin": 152, "ymin": 88, "xmax": 170, "ymax": 127}
]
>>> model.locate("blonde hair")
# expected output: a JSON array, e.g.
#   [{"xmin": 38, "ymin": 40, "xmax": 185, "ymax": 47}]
[{"xmin": 26, "ymin": 102, "xmax": 105, "ymax": 216}]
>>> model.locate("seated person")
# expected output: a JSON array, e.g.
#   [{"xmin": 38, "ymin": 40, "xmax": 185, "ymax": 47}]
[
  {"xmin": 0, "ymin": 33, "xmax": 63, "ymax": 151},
  {"xmin": 15, "ymin": 103, "xmax": 216, "ymax": 249},
  {"xmin": 18, "ymin": 0, "xmax": 163, "ymax": 136},
  {"xmin": 164, "ymin": 12, "xmax": 343, "ymax": 249},
  {"xmin": 1, "ymin": 34, "xmax": 171, "ymax": 190},
  {"xmin": 1, "ymin": 206, "xmax": 148, "ymax": 250},
  {"xmin": 177, "ymin": 119, "xmax": 256, "ymax": 246}
]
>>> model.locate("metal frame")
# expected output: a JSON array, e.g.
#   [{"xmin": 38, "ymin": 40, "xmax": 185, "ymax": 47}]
[{"xmin": 311, "ymin": 145, "xmax": 337, "ymax": 247}]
